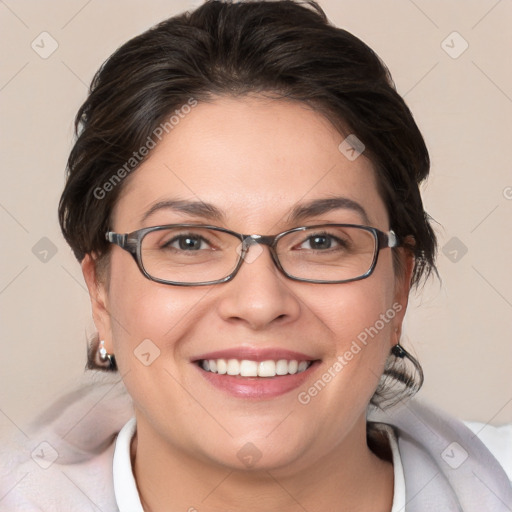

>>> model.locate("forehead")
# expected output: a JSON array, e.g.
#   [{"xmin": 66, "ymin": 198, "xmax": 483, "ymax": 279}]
[{"xmin": 113, "ymin": 96, "xmax": 388, "ymax": 231}]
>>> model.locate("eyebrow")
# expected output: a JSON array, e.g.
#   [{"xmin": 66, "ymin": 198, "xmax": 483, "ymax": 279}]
[
  {"xmin": 140, "ymin": 196, "xmax": 370, "ymax": 227},
  {"xmin": 141, "ymin": 199, "xmax": 225, "ymax": 223},
  {"xmin": 288, "ymin": 197, "xmax": 370, "ymax": 225}
]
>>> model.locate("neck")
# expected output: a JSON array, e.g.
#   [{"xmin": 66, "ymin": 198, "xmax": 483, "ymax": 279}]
[{"xmin": 131, "ymin": 414, "xmax": 394, "ymax": 512}]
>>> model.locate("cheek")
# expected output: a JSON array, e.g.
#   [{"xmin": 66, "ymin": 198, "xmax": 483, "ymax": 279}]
[
  {"xmin": 106, "ymin": 251, "xmax": 203, "ymax": 364},
  {"xmin": 307, "ymin": 281, "xmax": 395, "ymax": 373},
  {"xmin": 299, "ymin": 255, "xmax": 398, "ymax": 395},
  {"xmin": 313, "ymin": 254, "xmax": 397, "ymax": 349},
  {"xmin": 105, "ymin": 255, "xmax": 215, "ymax": 435}
]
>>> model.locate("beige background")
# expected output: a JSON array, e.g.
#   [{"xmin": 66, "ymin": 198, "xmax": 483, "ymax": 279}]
[{"xmin": 1, "ymin": 0, "xmax": 511, "ymax": 439}]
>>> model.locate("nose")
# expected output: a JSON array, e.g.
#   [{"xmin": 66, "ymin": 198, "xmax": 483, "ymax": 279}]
[{"xmin": 216, "ymin": 244, "xmax": 302, "ymax": 330}]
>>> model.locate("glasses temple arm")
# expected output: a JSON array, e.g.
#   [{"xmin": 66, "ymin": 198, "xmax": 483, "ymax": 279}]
[
  {"xmin": 377, "ymin": 229, "xmax": 400, "ymax": 249},
  {"xmin": 105, "ymin": 232, "xmax": 126, "ymax": 246}
]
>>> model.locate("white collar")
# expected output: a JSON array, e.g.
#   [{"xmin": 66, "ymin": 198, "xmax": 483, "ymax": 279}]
[
  {"xmin": 113, "ymin": 418, "xmax": 405, "ymax": 512},
  {"xmin": 113, "ymin": 417, "xmax": 143, "ymax": 512},
  {"xmin": 384, "ymin": 423, "xmax": 407, "ymax": 512}
]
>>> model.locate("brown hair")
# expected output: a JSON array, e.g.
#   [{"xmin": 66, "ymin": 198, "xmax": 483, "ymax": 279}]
[{"xmin": 59, "ymin": 0, "xmax": 437, "ymax": 407}]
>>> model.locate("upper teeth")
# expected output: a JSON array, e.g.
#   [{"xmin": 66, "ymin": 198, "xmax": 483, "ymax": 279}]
[{"xmin": 201, "ymin": 359, "xmax": 311, "ymax": 377}]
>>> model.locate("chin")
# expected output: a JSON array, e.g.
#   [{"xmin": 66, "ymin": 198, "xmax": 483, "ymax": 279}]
[{"xmin": 196, "ymin": 426, "xmax": 312, "ymax": 474}]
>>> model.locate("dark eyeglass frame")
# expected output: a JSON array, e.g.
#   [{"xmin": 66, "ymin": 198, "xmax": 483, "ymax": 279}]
[{"xmin": 105, "ymin": 223, "xmax": 399, "ymax": 286}]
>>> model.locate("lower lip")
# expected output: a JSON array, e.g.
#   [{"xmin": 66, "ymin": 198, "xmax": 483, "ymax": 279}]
[{"xmin": 196, "ymin": 362, "xmax": 319, "ymax": 399}]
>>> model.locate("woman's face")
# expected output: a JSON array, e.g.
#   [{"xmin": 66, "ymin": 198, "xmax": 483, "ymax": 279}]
[{"xmin": 84, "ymin": 96, "xmax": 412, "ymax": 473}]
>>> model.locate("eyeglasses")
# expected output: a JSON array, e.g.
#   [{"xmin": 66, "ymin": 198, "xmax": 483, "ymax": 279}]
[{"xmin": 105, "ymin": 224, "xmax": 399, "ymax": 286}]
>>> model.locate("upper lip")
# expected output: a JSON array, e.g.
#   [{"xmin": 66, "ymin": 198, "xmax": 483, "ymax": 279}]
[{"xmin": 193, "ymin": 347, "xmax": 318, "ymax": 363}]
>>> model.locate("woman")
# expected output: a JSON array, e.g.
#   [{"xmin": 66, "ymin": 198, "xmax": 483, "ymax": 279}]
[{"xmin": 2, "ymin": 1, "xmax": 511, "ymax": 510}]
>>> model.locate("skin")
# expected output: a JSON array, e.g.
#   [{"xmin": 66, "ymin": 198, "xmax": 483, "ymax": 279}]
[{"xmin": 82, "ymin": 96, "xmax": 414, "ymax": 512}]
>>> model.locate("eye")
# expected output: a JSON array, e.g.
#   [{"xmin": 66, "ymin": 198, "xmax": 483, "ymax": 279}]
[
  {"xmin": 298, "ymin": 233, "xmax": 346, "ymax": 250},
  {"xmin": 163, "ymin": 234, "xmax": 211, "ymax": 251},
  {"xmin": 304, "ymin": 234, "xmax": 333, "ymax": 250}
]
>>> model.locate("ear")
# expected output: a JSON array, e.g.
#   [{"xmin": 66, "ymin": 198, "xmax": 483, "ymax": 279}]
[
  {"xmin": 81, "ymin": 254, "xmax": 114, "ymax": 353},
  {"xmin": 391, "ymin": 246, "xmax": 415, "ymax": 344}
]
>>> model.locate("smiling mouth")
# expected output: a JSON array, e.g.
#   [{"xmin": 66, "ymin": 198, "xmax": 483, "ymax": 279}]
[{"xmin": 198, "ymin": 358, "xmax": 314, "ymax": 378}]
